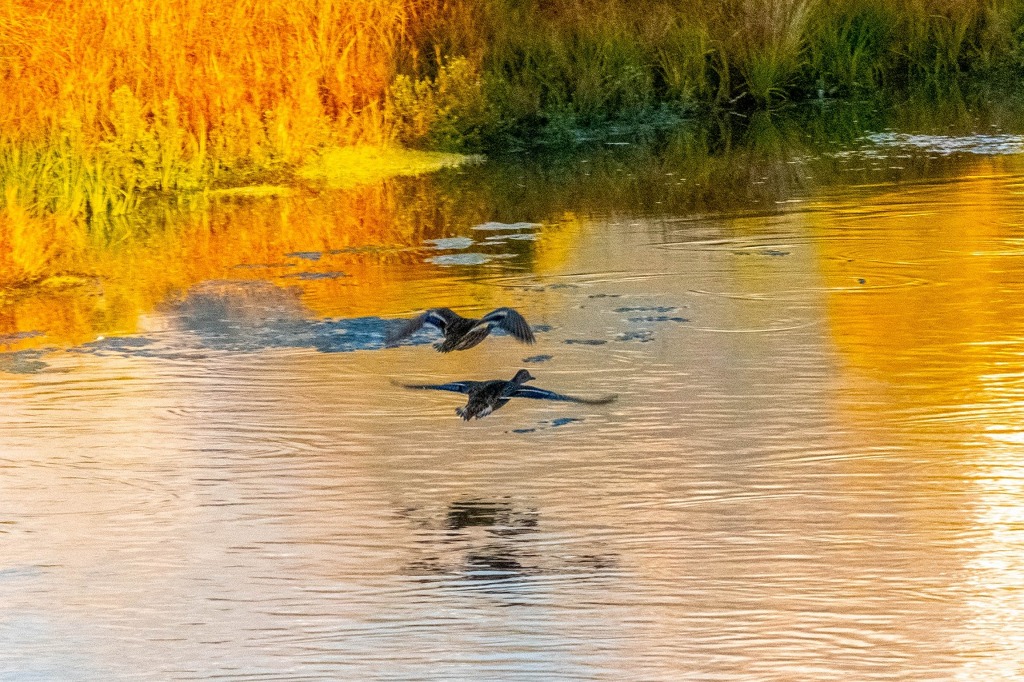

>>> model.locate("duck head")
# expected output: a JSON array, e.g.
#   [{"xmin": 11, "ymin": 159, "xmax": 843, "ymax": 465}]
[{"xmin": 512, "ymin": 369, "xmax": 536, "ymax": 384}]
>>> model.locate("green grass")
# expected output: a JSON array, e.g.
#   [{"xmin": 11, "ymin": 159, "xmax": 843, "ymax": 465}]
[{"xmin": 389, "ymin": 0, "xmax": 1024, "ymax": 147}]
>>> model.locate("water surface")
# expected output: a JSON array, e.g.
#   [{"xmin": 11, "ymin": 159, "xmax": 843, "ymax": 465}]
[{"xmin": 3, "ymin": 110, "xmax": 1024, "ymax": 680}]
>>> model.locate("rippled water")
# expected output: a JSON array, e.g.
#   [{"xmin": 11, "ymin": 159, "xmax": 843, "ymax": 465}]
[{"xmin": 4, "ymin": 116, "xmax": 1024, "ymax": 680}]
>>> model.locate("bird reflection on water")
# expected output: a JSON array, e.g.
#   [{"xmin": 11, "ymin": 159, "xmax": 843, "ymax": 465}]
[{"xmin": 402, "ymin": 499, "xmax": 617, "ymax": 591}]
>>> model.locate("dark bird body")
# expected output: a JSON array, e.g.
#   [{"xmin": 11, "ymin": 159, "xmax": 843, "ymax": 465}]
[
  {"xmin": 397, "ymin": 369, "xmax": 617, "ymax": 420},
  {"xmin": 386, "ymin": 307, "xmax": 535, "ymax": 352}
]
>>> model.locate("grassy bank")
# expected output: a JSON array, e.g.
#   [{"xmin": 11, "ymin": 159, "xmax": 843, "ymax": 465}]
[
  {"xmin": 397, "ymin": 0, "xmax": 1024, "ymax": 145},
  {"xmin": 3, "ymin": 0, "xmax": 1024, "ymax": 285}
]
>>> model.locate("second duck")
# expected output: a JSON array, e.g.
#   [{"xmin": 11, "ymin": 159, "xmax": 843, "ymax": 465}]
[{"xmin": 396, "ymin": 369, "xmax": 617, "ymax": 420}]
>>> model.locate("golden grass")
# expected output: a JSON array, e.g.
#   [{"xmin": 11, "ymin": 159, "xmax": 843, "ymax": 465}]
[
  {"xmin": 0, "ymin": 0, "xmax": 411, "ymax": 151},
  {"xmin": 3, "ymin": 0, "xmax": 1018, "ymax": 155}
]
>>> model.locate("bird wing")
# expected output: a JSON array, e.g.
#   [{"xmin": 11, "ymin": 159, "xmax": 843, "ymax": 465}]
[
  {"xmin": 510, "ymin": 386, "xmax": 617, "ymax": 404},
  {"xmin": 393, "ymin": 380, "xmax": 479, "ymax": 394},
  {"xmin": 385, "ymin": 308, "xmax": 458, "ymax": 346},
  {"xmin": 479, "ymin": 307, "xmax": 536, "ymax": 343}
]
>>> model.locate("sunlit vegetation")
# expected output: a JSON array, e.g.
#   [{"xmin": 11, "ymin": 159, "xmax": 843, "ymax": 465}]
[
  {"xmin": 298, "ymin": 146, "xmax": 470, "ymax": 188},
  {"xmin": 0, "ymin": 0, "xmax": 466, "ymax": 283},
  {"xmin": 2, "ymin": 0, "xmax": 1024, "ymax": 289}
]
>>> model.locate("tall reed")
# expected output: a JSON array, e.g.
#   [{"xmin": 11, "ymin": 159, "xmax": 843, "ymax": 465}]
[
  {"xmin": 0, "ymin": 0, "xmax": 410, "ymax": 148},
  {"xmin": 0, "ymin": 0, "xmax": 419, "ymax": 228}
]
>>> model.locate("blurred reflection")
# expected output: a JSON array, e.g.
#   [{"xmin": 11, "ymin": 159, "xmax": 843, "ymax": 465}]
[
  {"xmin": 813, "ymin": 157, "xmax": 1024, "ymax": 440},
  {"xmin": 404, "ymin": 499, "xmax": 615, "ymax": 588}
]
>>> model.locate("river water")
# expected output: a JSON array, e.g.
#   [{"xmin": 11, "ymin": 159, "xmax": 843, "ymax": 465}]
[{"xmin": 3, "ymin": 108, "xmax": 1024, "ymax": 680}]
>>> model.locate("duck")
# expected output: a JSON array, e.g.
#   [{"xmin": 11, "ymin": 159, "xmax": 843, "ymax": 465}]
[
  {"xmin": 396, "ymin": 369, "xmax": 617, "ymax": 420},
  {"xmin": 385, "ymin": 307, "xmax": 536, "ymax": 352}
]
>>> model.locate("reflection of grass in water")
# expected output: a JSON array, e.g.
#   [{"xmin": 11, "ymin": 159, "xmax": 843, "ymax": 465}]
[
  {"xmin": 0, "ymin": 145, "xmax": 472, "ymax": 286},
  {"xmin": 1, "ymin": 0, "xmax": 1021, "ymax": 265},
  {"xmin": 446, "ymin": 92, "xmax": 1024, "ymax": 221},
  {"xmin": 2, "ymin": 98, "xmax": 1023, "ymax": 351},
  {"xmin": 0, "ymin": 176, "xmax": 538, "ymax": 350},
  {"xmin": 206, "ymin": 186, "xmax": 294, "ymax": 199}
]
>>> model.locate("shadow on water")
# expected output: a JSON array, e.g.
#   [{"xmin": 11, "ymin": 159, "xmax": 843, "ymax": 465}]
[{"xmin": 0, "ymin": 277, "xmax": 689, "ymax": 372}]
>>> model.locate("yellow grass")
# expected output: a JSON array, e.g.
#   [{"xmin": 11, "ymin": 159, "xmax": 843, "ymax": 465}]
[{"xmin": 0, "ymin": 0, "xmax": 411, "ymax": 151}]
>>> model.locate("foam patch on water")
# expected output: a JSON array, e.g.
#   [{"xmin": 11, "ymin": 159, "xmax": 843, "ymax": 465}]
[
  {"xmin": 80, "ymin": 337, "xmax": 154, "ymax": 352},
  {"xmin": 522, "ymin": 354, "xmax": 553, "ymax": 363},
  {"xmin": 281, "ymin": 271, "xmax": 347, "ymax": 280},
  {"xmin": 426, "ymin": 253, "xmax": 493, "ymax": 266},
  {"xmin": 628, "ymin": 316, "xmax": 689, "ymax": 323},
  {"xmin": 427, "ymin": 237, "xmax": 475, "ymax": 250},
  {"xmin": 617, "ymin": 330, "xmax": 654, "ymax": 343},
  {"xmin": 286, "ymin": 251, "xmax": 322, "ymax": 261},
  {"xmin": 864, "ymin": 132, "xmax": 1024, "ymax": 156},
  {"xmin": 485, "ymin": 233, "xmax": 538, "ymax": 241},
  {"xmin": 0, "ymin": 349, "xmax": 50, "ymax": 374},
  {"xmin": 0, "ymin": 331, "xmax": 43, "ymax": 345},
  {"xmin": 615, "ymin": 306, "xmax": 678, "ymax": 314}
]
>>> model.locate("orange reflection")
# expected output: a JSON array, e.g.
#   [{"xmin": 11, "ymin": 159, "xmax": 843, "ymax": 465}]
[
  {"xmin": 0, "ymin": 180, "xmax": 574, "ymax": 352},
  {"xmin": 814, "ymin": 157, "xmax": 1024, "ymax": 436},
  {"xmin": 813, "ymin": 157, "xmax": 1024, "ymax": 676}
]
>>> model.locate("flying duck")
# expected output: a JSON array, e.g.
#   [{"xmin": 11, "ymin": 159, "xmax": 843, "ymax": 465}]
[
  {"xmin": 396, "ymin": 369, "xmax": 617, "ymax": 420},
  {"xmin": 385, "ymin": 307, "xmax": 536, "ymax": 352}
]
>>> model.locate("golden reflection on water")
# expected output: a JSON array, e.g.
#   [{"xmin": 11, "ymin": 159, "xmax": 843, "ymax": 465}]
[
  {"xmin": 0, "ymin": 182, "xmax": 589, "ymax": 352},
  {"xmin": 814, "ymin": 157, "xmax": 1024, "ymax": 438},
  {"xmin": 813, "ymin": 156, "xmax": 1024, "ymax": 679}
]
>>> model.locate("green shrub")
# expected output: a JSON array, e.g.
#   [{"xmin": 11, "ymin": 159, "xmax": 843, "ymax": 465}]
[{"xmin": 388, "ymin": 57, "xmax": 496, "ymax": 151}]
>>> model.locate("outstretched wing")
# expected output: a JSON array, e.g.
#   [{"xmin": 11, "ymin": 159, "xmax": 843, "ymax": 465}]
[
  {"xmin": 479, "ymin": 307, "xmax": 536, "ymax": 344},
  {"xmin": 393, "ymin": 379, "xmax": 479, "ymax": 394},
  {"xmin": 385, "ymin": 308, "xmax": 459, "ymax": 346},
  {"xmin": 510, "ymin": 386, "xmax": 617, "ymax": 404}
]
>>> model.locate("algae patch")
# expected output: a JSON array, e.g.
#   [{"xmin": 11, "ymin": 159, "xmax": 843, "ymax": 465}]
[{"xmin": 298, "ymin": 146, "xmax": 476, "ymax": 188}]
